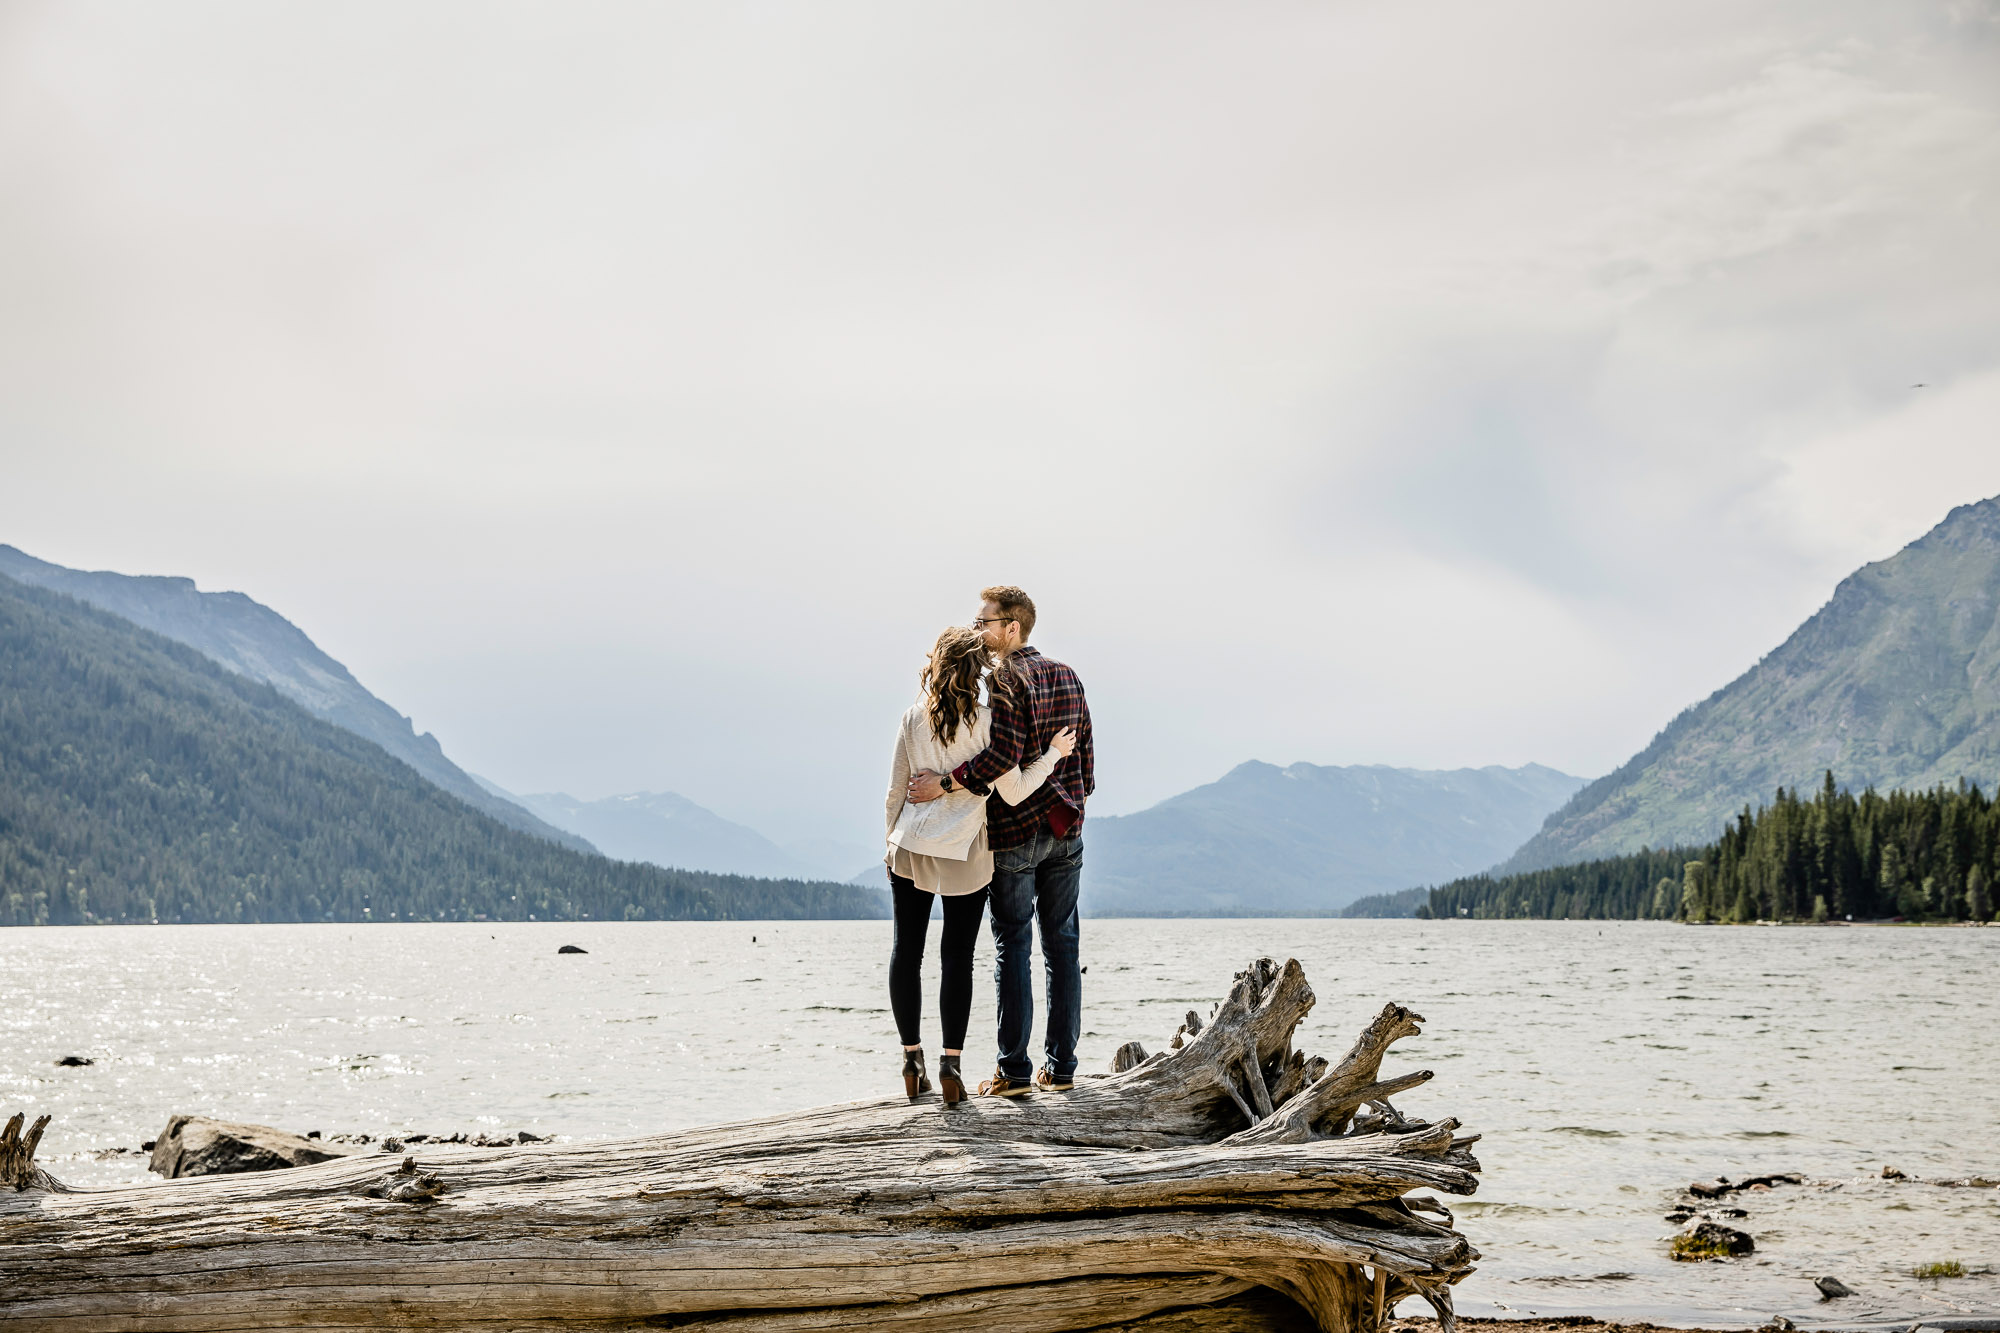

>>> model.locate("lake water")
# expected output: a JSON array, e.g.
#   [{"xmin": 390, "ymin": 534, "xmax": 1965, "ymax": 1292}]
[{"xmin": 4, "ymin": 919, "xmax": 1995, "ymax": 1328}]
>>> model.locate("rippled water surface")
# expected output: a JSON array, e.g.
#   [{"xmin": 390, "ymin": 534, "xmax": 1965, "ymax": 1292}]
[{"xmin": 4, "ymin": 919, "xmax": 1995, "ymax": 1327}]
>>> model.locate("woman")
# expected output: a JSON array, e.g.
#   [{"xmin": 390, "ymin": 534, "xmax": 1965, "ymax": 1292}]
[{"xmin": 883, "ymin": 625, "xmax": 1075, "ymax": 1104}]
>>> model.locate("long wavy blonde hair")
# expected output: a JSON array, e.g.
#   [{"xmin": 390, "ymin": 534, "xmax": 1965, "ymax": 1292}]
[{"xmin": 922, "ymin": 625, "xmax": 990, "ymax": 746}]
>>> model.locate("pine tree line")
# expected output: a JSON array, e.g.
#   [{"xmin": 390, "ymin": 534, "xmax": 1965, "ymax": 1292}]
[
  {"xmin": 1340, "ymin": 885, "xmax": 1429, "ymax": 918},
  {"xmin": 1420, "ymin": 773, "xmax": 1998, "ymax": 923}
]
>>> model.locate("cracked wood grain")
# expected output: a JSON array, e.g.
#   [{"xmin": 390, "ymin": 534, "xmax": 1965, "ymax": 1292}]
[{"xmin": 1, "ymin": 957, "xmax": 1479, "ymax": 1333}]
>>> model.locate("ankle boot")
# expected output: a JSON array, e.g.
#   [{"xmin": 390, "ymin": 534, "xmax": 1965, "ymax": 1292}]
[
  {"xmin": 937, "ymin": 1054, "xmax": 964, "ymax": 1106},
  {"xmin": 901, "ymin": 1049, "xmax": 931, "ymax": 1099}
]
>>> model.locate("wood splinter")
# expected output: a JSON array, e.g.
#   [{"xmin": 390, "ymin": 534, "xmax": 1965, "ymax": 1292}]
[{"xmin": 0, "ymin": 956, "xmax": 1481, "ymax": 1333}]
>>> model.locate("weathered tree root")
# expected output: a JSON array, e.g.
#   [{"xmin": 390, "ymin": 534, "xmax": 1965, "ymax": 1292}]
[
  {"xmin": 0, "ymin": 1112, "xmax": 65, "ymax": 1194},
  {"xmin": 0, "ymin": 956, "xmax": 1478, "ymax": 1333}
]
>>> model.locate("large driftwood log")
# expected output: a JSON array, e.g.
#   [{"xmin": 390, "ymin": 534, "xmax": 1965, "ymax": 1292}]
[{"xmin": 0, "ymin": 957, "xmax": 1479, "ymax": 1332}]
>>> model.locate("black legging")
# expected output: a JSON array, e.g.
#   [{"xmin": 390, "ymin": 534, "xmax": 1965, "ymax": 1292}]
[{"xmin": 888, "ymin": 872, "xmax": 989, "ymax": 1050}]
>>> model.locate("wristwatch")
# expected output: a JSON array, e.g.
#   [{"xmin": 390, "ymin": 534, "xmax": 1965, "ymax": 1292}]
[{"xmin": 939, "ymin": 772, "xmax": 956, "ymax": 793}]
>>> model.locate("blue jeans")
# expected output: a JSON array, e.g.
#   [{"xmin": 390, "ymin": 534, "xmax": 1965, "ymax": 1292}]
[{"xmin": 988, "ymin": 830, "xmax": 1083, "ymax": 1082}]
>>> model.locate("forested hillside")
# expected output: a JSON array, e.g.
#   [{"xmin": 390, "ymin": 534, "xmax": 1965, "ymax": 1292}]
[
  {"xmin": 0, "ymin": 577, "xmax": 885, "ymax": 925},
  {"xmin": 0, "ymin": 543, "xmax": 591, "ymax": 852},
  {"xmin": 1422, "ymin": 774, "xmax": 1997, "ymax": 923},
  {"xmin": 1501, "ymin": 495, "xmax": 2000, "ymax": 872}
]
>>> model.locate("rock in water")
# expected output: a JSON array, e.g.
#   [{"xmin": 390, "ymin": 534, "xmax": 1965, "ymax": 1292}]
[
  {"xmin": 148, "ymin": 1115, "xmax": 354, "ymax": 1179},
  {"xmin": 1815, "ymin": 1275, "xmax": 1854, "ymax": 1299},
  {"xmin": 557, "ymin": 944, "xmax": 588, "ymax": 954},
  {"xmin": 54, "ymin": 1055, "xmax": 93, "ymax": 1067},
  {"xmin": 1680, "ymin": 1219, "xmax": 1755, "ymax": 1257}
]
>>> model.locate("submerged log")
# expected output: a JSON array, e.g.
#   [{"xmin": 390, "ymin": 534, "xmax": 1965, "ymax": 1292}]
[{"xmin": 0, "ymin": 957, "xmax": 1480, "ymax": 1332}]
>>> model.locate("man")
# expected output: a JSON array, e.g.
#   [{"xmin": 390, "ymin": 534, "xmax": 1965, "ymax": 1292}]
[{"xmin": 906, "ymin": 585, "xmax": 1094, "ymax": 1097}]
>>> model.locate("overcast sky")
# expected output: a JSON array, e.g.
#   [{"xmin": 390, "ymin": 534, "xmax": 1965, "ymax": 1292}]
[{"xmin": 4, "ymin": 1, "xmax": 1998, "ymax": 867}]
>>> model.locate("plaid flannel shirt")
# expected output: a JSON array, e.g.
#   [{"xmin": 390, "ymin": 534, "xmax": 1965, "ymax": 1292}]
[{"xmin": 951, "ymin": 646, "xmax": 1095, "ymax": 850}]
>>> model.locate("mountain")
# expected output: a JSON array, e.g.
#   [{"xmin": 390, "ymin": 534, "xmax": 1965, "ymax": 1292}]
[
  {"xmin": 496, "ymin": 786, "xmax": 880, "ymax": 881},
  {"xmin": 511, "ymin": 789, "xmax": 810, "ymax": 879},
  {"xmin": 781, "ymin": 835, "xmax": 884, "ymax": 884},
  {"xmin": 0, "ymin": 544, "xmax": 591, "ymax": 853},
  {"xmin": 1502, "ymin": 494, "xmax": 2000, "ymax": 873},
  {"xmin": 1081, "ymin": 761, "xmax": 1587, "ymax": 915},
  {"xmin": 0, "ymin": 574, "xmax": 885, "ymax": 925}
]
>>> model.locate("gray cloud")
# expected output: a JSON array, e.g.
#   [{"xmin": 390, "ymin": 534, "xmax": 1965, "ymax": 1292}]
[{"xmin": 2, "ymin": 1, "xmax": 1997, "ymax": 854}]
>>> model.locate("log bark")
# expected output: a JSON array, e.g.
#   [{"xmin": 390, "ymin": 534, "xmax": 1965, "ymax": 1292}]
[{"xmin": 0, "ymin": 956, "xmax": 1480, "ymax": 1333}]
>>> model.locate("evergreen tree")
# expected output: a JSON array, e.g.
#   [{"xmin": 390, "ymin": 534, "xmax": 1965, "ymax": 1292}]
[
  {"xmin": 1416, "ymin": 773, "xmax": 1997, "ymax": 925},
  {"xmin": 1681, "ymin": 861, "xmax": 1709, "ymax": 923},
  {"xmin": 1881, "ymin": 843, "xmax": 1912, "ymax": 917},
  {"xmin": 1651, "ymin": 876, "xmax": 1680, "ymax": 920},
  {"xmin": 1729, "ymin": 880, "xmax": 1755, "ymax": 924}
]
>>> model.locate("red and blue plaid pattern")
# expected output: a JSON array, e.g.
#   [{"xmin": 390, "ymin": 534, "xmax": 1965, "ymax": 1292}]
[{"xmin": 952, "ymin": 646, "xmax": 1095, "ymax": 850}]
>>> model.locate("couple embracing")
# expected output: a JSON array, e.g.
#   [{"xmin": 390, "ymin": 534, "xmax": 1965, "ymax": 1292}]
[{"xmin": 882, "ymin": 585, "xmax": 1094, "ymax": 1104}]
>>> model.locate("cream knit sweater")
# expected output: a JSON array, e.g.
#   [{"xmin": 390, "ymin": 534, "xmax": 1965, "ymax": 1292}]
[{"xmin": 882, "ymin": 700, "xmax": 1059, "ymax": 894}]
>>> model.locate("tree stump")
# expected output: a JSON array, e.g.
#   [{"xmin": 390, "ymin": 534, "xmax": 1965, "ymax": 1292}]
[
  {"xmin": 0, "ymin": 957, "xmax": 1480, "ymax": 1332},
  {"xmin": 0, "ymin": 1113, "xmax": 63, "ymax": 1195}
]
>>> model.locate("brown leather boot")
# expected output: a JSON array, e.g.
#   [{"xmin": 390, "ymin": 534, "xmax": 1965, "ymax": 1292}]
[
  {"xmin": 937, "ymin": 1054, "xmax": 965, "ymax": 1105},
  {"xmin": 977, "ymin": 1069, "xmax": 1035, "ymax": 1098}
]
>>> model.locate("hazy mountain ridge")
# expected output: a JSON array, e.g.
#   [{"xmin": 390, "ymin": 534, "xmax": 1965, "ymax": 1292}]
[
  {"xmin": 511, "ymin": 789, "xmax": 814, "ymax": 880},
  {"xmin": 0, "ymin": 575, "xmax": 883, "ymax": 924},
  {"xmin": 1082, "ymin": 760, "xmax": 1586, "ymax": 915},
  {"xmin": 1501, "ymin": 495, "xmax": 2000, "ymax": 873},
  {"xmin": 1339, "ymin": 886, "xmax": 1430, "ymax": 918},
  {"xmin": 0, "ymin": 545, "xmax": 591, "ymax": 853}
]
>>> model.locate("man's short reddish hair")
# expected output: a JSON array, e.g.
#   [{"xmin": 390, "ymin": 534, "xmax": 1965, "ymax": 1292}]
[{"xmin": 980, "ymin": 585, "xmax": 1036, "ymax": 641}]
